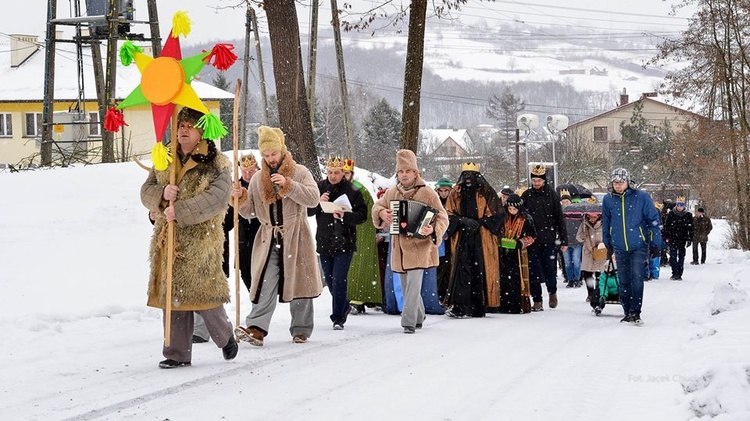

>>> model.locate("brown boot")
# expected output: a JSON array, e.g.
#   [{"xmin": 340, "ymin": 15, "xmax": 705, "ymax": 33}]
[
  {"xmin": 549, "ymin": 294, "xmax": 558, "ymax": 309},
  {"xmin": 532, "ymin": 301, "xmax": 544, "ymax": 312},
  {"xmin": 235, "ymin": 326, "xmax": 265, "ymax": 346}
]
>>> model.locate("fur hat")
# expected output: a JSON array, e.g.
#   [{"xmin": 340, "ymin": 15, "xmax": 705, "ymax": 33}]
[
  {"xmin": 257, "ymin": 125, "xmax": 287, "ymax": 154},
  {"xmin": 530, "ymin": 163, "xmax": 546, "ymax": 180},
  {"xmin": 396, "ymin": 149, "xmax": 418, "ymax": 173},
  {"xmin": 178, "ymin": 107, "xmax": 204, "ymax": 125},
  {"xmin": 506, "ymin": 194, "xmax": 523, "ymax": 208},
  {"xmin": 436, "ymin": 177, "xmax": 453, "ymax": 188},
  {"xmin": 611, "ymin": 168, "xmax": 629, "ymax": 182}
]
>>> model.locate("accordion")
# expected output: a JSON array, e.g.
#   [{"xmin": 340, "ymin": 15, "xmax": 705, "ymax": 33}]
[{"xmin": 389, "ymin": 200, "xmax": 438, "ymax": 239}]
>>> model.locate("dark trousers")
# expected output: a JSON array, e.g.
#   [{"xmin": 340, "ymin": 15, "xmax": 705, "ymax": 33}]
[
  {"xmin": 528, "ymin": 242, "xmax": 559, "ymax": 302},
  {"xmin": 320, "ymin": 252, "xmax": 354, "ymax": 325},
  {"xmin": 670, "ymin": 246, "xmax": 686, "ymax": 277},
  {"xmin": 615, "ymin": 247, "xmax": 647, "ymax": 316},
  {"xmin": 692, "ymin": 241, "xmax": 707, "ymax": 264}
]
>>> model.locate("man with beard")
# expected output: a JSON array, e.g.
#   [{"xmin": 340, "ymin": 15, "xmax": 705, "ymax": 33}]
[
  {"xmin": 231, "ymin": 126, "xmax": 322, "ymax": 345},
  {"xmin": 443, "ymin": 163, "xmax": 503, "ymax": 317},
  {"xmin": 372, "ymin": 150, "xmax": 449, "ymax": 333}
]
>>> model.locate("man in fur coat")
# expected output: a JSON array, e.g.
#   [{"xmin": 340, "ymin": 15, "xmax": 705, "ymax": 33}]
[
  {"xmin": 141, "ymin": 107, "xmax": 238, "ymax": 369},
  {"xmin": 372, "ymin": 149, "xmax": 449, "ymax": 334},
  {"xmin": 231, "ymin": 126, "xmax": 322, "ymax": 346}
]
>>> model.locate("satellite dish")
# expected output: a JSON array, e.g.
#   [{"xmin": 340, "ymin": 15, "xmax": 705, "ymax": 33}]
[
  {"xmin": 546, "ymin": 114, "xmax": 569, "ymax": 131},
  {"xmin": 517, "ymin": 114, "xmax": 539, "ymax": 130}
]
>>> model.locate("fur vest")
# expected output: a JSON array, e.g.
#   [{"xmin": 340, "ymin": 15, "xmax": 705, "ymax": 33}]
[{"xmin": 141, "ymin": 141, "xmax": 232, "ymax": 311}]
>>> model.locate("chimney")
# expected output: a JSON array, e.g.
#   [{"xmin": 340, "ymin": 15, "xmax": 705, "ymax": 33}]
[
  {"xmin": 619, "ymin": 88, "xmax": 629, "ymax": 106},
  {"xmin": 10, "ymin": 34, "xmax": 39, "ymax": 68}
]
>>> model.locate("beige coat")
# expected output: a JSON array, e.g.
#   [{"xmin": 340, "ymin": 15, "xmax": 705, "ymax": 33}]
[
  {"xmin": 576, "ymin": 218, "xmax": 606, "ymax": 273},
  {"xmin": 141, "ymin": 141, "xmax": 232, "ymax": 311},
  {"xmin": 372, "ymin": 178, "xmax": 449, "ymax": 273},
  {"xmin": 237, "ymin": 151, "xmax": 323, "ymax": 303}
]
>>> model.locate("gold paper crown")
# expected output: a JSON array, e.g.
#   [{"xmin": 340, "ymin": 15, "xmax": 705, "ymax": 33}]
[
  {"xmin": 240, "ymin": 154, "xmax": 257, "ymax": 168},
  {"xmin": 327, "ymin": 155, "xmax": 344, "ymax": 170},
  {"xmin": 462, "ymin": 162, "xmax": 479, "ymax": 172},
  {"xmin": 676, "ymin": 196, "xmax": 686, "ymax": 204},
  {"xmin": 343, "ymin": 158, "xmax": 355, "ymax": 172},
  {"xmin": 515, "ymin": 187, "xmax": 527, "ymax": 196},
  {"xmin": 560, "ymin": 188, "xmax": 571, "ymax": 198},
  {"xmin": 530, "ymin": 163, "xmax": 547, "ymax": 176}
]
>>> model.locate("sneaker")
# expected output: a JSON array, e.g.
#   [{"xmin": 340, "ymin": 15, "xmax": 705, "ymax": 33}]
[
  {"xmin": 532, "ymin": 302, "xmax": 544, "ymax": 312},
  {"xmin": 690, "ymin": 261, "xmax": 699, "ymax": 265},
  {"xmin": 292, "ymin": 334, "xmax": 308, "ymax": 344},
  {"xmin": 445, "ymin": 309, "xmax": 465, "ymax": 318},
  {"xmin": 350, "ymin": 304, "xmax": 366, "ymax": 315},
  {"xmin": 192, "ymin": 335, "xmax": 208, "ymax": 344},
  {"xmin": 333, "ymin": 323, "xmax": 344, "ymax": 331},
  {"xmin": 235, "ymin": 326, "xmax": 265, "ymax": 347},
  {"xmin": 631, "ymin": 313, "xmax": 643, "ymax": 326},
  {"xmin": 669, "ymin": 275, "xmax": 677, "ymax": 280},
  {"xmin": 593, "ymin": 307, "xmax": 602, "ymax": 316},
  {"xmin": 403, "ymin": 326, "xmax": 416, "ymax": 334},
  {"xmin": 222, "ymin": 335, "xmax": 238, "ymax": 360},
  {"xmin": 575, "ymin": 281, "xmax": 583, "ymax": 288},
  {"xmin": 549, "ymin": 294, "xmax": 558, "ymax": 309},
  {"xmin": 159, "ymin": 359, "xmax": 191, "ymax": 369},
  {"xmin": 566, "ymin": 282, "xmax": 575, "ymax": 289},
  {"xmin": 620, "ymin": 314, "xmax": 633, "ymax": 323}
]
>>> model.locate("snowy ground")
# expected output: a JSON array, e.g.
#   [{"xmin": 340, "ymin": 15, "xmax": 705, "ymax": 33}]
[{"xmin": 1, "ymin": 162, "xmax": 749, "ymax": 421}]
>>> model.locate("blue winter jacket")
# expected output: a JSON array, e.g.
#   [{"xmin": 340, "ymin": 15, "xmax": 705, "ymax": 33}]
[{"xmin": 602, "ymin": 187, "xmax": 662, "ymax": 252}]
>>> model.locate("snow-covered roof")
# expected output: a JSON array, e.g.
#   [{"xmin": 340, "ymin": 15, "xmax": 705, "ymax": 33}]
[
  {"xmin": 0, "ymin": 37, "xmax": 233, "ymax": 103},
  {"xmin": 420, "ymin": 128, "xmax": 471, "ymax": 154}
]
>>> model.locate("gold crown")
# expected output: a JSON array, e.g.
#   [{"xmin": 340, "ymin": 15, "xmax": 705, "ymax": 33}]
[
  {"xmin": 676, "ymin": 196, "xmax": 686, "ymax": 204},
  {"xmin": 515, "ymin": 187, "xmax": 527, "ymax": 196},
  {"xmin": 343, "ymin": 158, "xmax": 355, "ymax": 172},
  {"xmin": 240, "ymin": 154, "xmax": 257, "ymax": 168},
  {"xmin": 462, "ymin": 162, "xmax": 479, "ymax": 172},
  {"xmin": 530, "ymin": 163, "xmax": 547, "ymax": 176},
  {"xmin": 560, "ymin": 188, "xmax": 571, "ymax": 198},
  {"xmin": 327, "ymin": 155, "xmax": 344, "ymax": 170}
]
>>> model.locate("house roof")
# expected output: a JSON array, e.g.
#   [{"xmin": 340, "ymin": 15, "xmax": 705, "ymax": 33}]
[
  {"xmin": 0, "ymin": 37, "xmax": 234, "ymax": 103},
  {"xmin": 566, "ymin": 96, "xmax": 704, "ymax": 129},
  {"xmin": 421, "ymin": 129, "xmax": 471, "ymax": 154}
]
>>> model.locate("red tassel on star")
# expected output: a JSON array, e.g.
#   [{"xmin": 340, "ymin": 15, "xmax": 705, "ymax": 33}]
[
  {"xmin": 103, "ymin": 107, "xmax": 128, "ymax": 132},
  {"xmin": 204, "ymin": 43, "xmax": 237, "ymax": 71}
]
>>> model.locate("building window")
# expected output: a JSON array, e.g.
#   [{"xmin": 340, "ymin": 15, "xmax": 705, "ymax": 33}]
[
  {"xmin": 89, "ymin": 112, "xmax": 101, "ymax": 137},
  {"xmin": 24, "ymin": 112, "xmax": 43, "ymax": 137},
  {"xmin": 593, "ymin": 126, "xmax": 608, "ymax": 142},
  {"xmin": 0, "ymin": 113, "xmax": 12, "ymax": 137}
]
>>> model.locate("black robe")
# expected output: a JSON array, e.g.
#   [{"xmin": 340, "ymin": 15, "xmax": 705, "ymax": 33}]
[{"xmin": 499, "ymin": 211, "xmax": 536, "ymax": 314}]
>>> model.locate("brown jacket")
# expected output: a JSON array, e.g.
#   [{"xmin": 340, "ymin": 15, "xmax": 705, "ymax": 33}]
[
  {"xmin": 236, "ymin": 151, "xmax": 323, "ymax": 303},
  {"xmin": 140, "ymin": 140, "xmax": 232, "ymax": 311},
  {"xmin": 576, "ymin": 218, "xmax": 606, "ymax": 273},
  {"xmin": 372, "ymin": 178, "xmax": 449, "ymax": 273}
]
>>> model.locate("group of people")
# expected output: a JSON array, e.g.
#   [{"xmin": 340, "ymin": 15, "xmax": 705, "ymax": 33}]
[{"xmin": 140, "ymin": 106, "xmax": 709, "ymax": 369}]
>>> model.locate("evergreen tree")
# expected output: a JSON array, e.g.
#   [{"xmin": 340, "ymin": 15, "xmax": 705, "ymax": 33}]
[
  {"xmin": 212, "ymin": 72, "xmax": 233, "ymax": 152},
  {"xmin": 359, "ymin": 98, "xmax": 402, "ymax": 176}
]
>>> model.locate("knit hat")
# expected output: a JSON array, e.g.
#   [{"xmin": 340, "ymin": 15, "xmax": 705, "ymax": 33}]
[
  {"xmin": 611, "ymin": 168, "xmax": 629, "ymax": 182},
  {"xmin": 436, "ymin": 177, "xmax": 453, "ymax": 188},
  {"xmin": 257, "ymin": 125, "xmax": 287, "ymax": 154},
  {"xmin": 396, "ymin": 149, "xmax": 418, "ymax": 173},
  {"xmin": 697, "ymin": 207, "xmax": 705, "ymax": 213},
  {"xmin": 506, "ymin": 194, "xmax": 523, "ymax": 208},
  {"xmin": 530, "ymin": 163, "xmax": 546, "ymax": 180},
  {"xmin": 500, "ymin": 186, "xmax": 513, "ymax": 196}
]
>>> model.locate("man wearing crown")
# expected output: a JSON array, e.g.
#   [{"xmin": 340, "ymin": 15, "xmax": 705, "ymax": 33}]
[
  {"xmin": 309, "ymin": 156, "xmax": 368, "ymax": 330},
  {"xmin": 663, "ymin": 197, "xmax": 694, "ymax": 281},
  {"xmin": 521, "ymin": 164, "xmax": 568, "ymax": 311},
  {"xmin": 442, "ymin": 162, "xmax": 503, "ymax": 317}
]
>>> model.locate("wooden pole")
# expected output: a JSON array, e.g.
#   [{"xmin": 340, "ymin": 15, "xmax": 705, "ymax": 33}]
[
  {"xmin": 232, "ymin": 80, "xmax": 242, "ymax": 328},
  {"xmin": 164, "ymin": 108, "xmax": 179, "ymax": 347}
]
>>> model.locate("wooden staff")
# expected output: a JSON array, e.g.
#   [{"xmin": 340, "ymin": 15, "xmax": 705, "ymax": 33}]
[
  {"xmin": 232, "ymin": 79, "xmax": 242, "ymax": 328},
  {"xmin": 164, "ymin": 108, "xmax": 179, "ymax": 347}
]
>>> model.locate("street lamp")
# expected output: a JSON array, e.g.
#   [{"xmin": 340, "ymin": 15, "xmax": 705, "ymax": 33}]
[{"xmin": 516, "ymin": 113, "xmax": 569, "ymax": 189}]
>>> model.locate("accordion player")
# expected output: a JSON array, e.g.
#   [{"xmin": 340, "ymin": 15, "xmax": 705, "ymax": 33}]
[{"xmin": 389, "ymin": 200, "xmax": 438, "ymax": 239}]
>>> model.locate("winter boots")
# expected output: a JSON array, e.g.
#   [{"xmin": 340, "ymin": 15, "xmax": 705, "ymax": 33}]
[
  {"xmin": 532, "ymin": 301, "xmax": 544, "ymax": 312},
  {"xmin": 235, "ymin": 326, "xmax": 265, "ymax": 346},
  {"xmin": 549, "ymin": 294, "xmax": 558, "ymax": 309},
  {"xmin": 222, "ymin": 335, "xmax": 238, "ymax": 360}
]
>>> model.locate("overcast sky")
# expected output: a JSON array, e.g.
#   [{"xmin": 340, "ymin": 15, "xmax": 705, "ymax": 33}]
[{"xmin": 3, "ymin": 0, "xmax": 696, "ymax": 47}]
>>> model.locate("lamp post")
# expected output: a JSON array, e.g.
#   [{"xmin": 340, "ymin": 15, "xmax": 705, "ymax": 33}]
[{"xmin": 516, "ymin": 113, "xmax": 569, "ymax": 189}]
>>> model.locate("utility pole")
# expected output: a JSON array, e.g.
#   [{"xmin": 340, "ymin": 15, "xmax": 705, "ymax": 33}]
[
  {"xmin": 250, "ymin": 7, "xmax": 269, "ymax": 125},
  {"xmin": 41, "ymin": 0, "xmax": 57, "ymax": 165},
  {"xmin": 330, "ymin": 0, "xmax": 355, "ymax": 159},
  {"xmin": 101, "ymin": 0, "xmax": 120, "ymax": 162},
  {"xmin": 307, "ymin": 0, "xmax": 319, "ymax": 126},
  {"xmin": 515, "ymin": 128, "xmax": 521, "ymax": 188}
]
